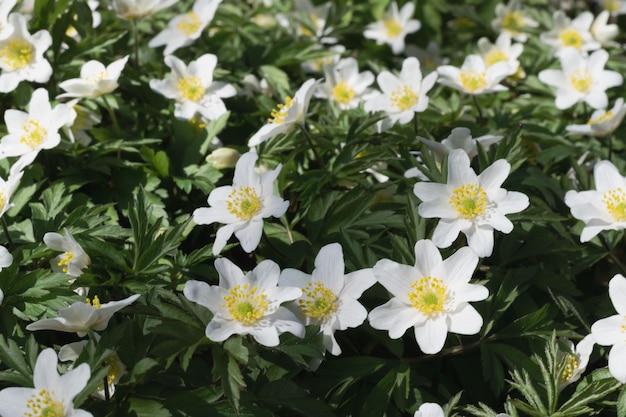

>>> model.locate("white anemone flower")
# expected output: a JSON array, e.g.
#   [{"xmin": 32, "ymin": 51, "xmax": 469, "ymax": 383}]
[
  {"xmin": 57, "ymin": 56, "xmax": 129, "ymax": 99},
  {"xmin": 0, "ymin": 245, "xmax": 12, "ymax": 272},
  {"xmin": 148, "ymin": 0, "xmax": 221, "ymax": 55},
  {"xmin": 26, "ymin": 294, "xmax": 141, "ymax": 337},
  {"xmin": 248, "ymin": 78, "xmax": 318, "ymax": 147},
  {"xmin": 301, "ymin": 44, "xmax": 344, "ymax": 74},
  {"xmin": 591, "ymin": 274, "xmax": 626, "ymax": 383},
  {"xmin": 108, "ymin": 0, "xmax": 177, "ymax": 20},
  {"xmin": 0, "ymin": 348, "xmax": 92, "ymax": 417},
  {"xmin": 43, "ymin": 228, "xmax": 91, "ymax": 277},
  {"xmin": 0, "ymin": 0, "xmax": 16, "ymax": 40},
  {"xmin": 0, "ymin": 163, "xmax": 24, "ymax": 217},
  {"xmin": 491, "ymin": 0, "xmax": 538, "ymax": 43},
  {"xmin": 477, "ymin": 32, "xmax": 523, "ymax": 77},
  {"xmin": 539, "ymin": 11, "xmax": 600, "ymax": 57},
  {"xmin": 364, "ymin": 57, "xmax": 437, "ymax": 132},
  {"xmin": 369, "ymin": 239, "xmax": 488, "ymax": 354},
  {"xmin": 591, "ymin": 10, "xmax": 619, "ymax": 47},
  {"xmin": 437, "ymin": 54, "xmax": 511, "ymax": 95},
  {"xmin": 315, "ymin": 57, "xmax": 375, "ymax": 110},
  {"xmin": 413, "ymin": 149, "xmax": 529, "ymax": 258},
  {"xmin": 566, "ymin": 98, "xmax": 626, "ymax": 137},
  {"xmin": 417, "ymin": 127, "xmax": 503, "ymax": 162},
  {"xmin": 564, "ymin": 159, "xmax": 626, "ymax": 242},
  {"xmin": 538, "ymin": 48, "xmax": 622, "ymax": 110},
  {"xmin": 363, "ymin": 1, "xmax": 420, "ymax": 55},
  {"xmin": 0, "ymin": 88, "xmax": 76, "ymax": 163},
  {"xmin": 184, "ymin": 258, "xmax": 305, "ymax": 347},
  {"xmin": 63, "ymin": 99, "xmax": 102, "ymax": 146},
  {"xmin": 279, "ymin": 243, "xmax": 376, "ymax": 355},
  {"xmin": 150, "ymin": 54, "xmax": 236, "ymax": 122},
  {"xmin": 558, "ymin": 335, "xmax": 595, "ymax": 389},
  {"xmin": 414, "ymin": 403, "xmax": 444, "ymax": 417},
  {"xmin": 0, "ymin": 13, "xmax": 52, "ymax": 93},
  {"xmin": 599, "ymin": 0, "xmax": 626, "ymax": 16},
  {"xmin": 193, "ymin": 151, "xmax": 289, "ymax": 255}
]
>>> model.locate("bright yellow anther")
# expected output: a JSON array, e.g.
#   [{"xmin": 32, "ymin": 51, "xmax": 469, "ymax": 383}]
[
  {"xmin": 222, "ymin": 283, "xmax": 268, "ymax": 325},
  {"xmin": 560, "ymin": 28, "xmax": 583, "ymax": 49},
  {"xmin": 298, "ymin": 281, "xmax": 338, "ymax": 320},
  {"xmin": 176, "ymin": 12, "xmax": 201, "ymax": 35},
  {"xmin": 1, "ymin": 38, "xmax": 33, "ymax": 70},
  {"xmin": 460, "ymin": 70, "xmax": 487, "ymax": 93},
  {"xmin": 177, "ymin": 75, "xmax": 204, "ymax": 102},
  {"xmin": 332, "ymin": 81, "xmax": 355, "ymax": 105},
  {"xmin": 450, "ymin": 183, "xmax": 488, "ymax": 219},
  {"xmin": 268, "ymin": 96, "xmax": 294, "ymax": 124},
  {"xmin": 57, "ymin": 252, "xmax": 74, "ymax": 274},
  {"xmin": 588, "ymin": 111, "xmax": 614, "ymax": 125},
  {"xmin": 384, "ymin": 18, "xmax": 402, "ymax": 37},
  {"xmin": 569, "ymin": 69, "xmax": 592, "ymax": 93},
  {"xmin": 603, "ymin": 188, "xmax": 626, "ymax": 221},
  {"xmin": 25, "ymin": 389, "xmax": 64, "ymax": 417},
  {"xmin": 390, "ymin": 85, "xmax": 417, "ymax": 111},
  {"xmin": 485, "ymin": 49, "xmax": 508, "ymax": 67},
  {"xmin": 501, "ymin": 11, "xmax": 525, "ymax": 34},
  {"xmin": 20, "ymin": 119, "xmax": 47, "ymax": 149},
  {"xmin": 408, "ymin": 276, "xmax": 448, "ymax": 317},
  {"xmin": 226, "ymin": 186, "xmax": 261, "ymax": 220},
  {"xmin": 86, "ymin": 295, "xmax": 101, "ymax": 309}
]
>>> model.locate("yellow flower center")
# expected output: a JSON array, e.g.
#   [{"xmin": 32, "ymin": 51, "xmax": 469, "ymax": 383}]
[
  {"xmin": 560, "ymin": 353, "xmax": 580, "ymax": 383},
  {"xmin": 569, "ymin": 69, "xmax": 592, "ymax": 93},
  {"xmin": 97, "ymin": 356, "xmax": 123, "ymax": 392},
  {"xmin": 223, "ymin": 283, "xmax": 268, "ymax": 325},
  {"xmin": 501, "ymin": 11, "xmax": 525, "ymax": 33},
  {"xmin": 176, "ymin": 12, "xmax": 201, "ymax": 35},
  {"xmin": 390, "ymin": 85, "xmax": 417, "ymax": 111},
  {"xmin": 298, "ymin": 281, "xmax": 338, "ymax": 320},
  {"xmin": 459, "ymin": 70, "xmax": 487, "ymax": 93},
  {"xmin": 603, "ymin": 188, "xmax": 626, "ymax": 221},
  {"xmin": 332, "ymin": 81, "xmax": 356, "ymax": 105},
  {"xmin": 560, "ymin": 28, "xmax": 583, "ymax": 49},
  {"xmin": 86, "ymin": 295, "xmax": 101, "ymax": 309},
  {"xmin": 227, "ymin": 186, "xmax": 262, "ymax": 221},
  {"xmin": 57, "ymin": 252, "xmax": 74, "ymax": 273},
  {"xmin": 25, "ymin": 389, "xmax": 64, "ymax": 417},
  {"xmin": 268, "ymin": 96, "xmax": 294, "ymax": 124},
  {"xmin": 408, "ymin": 276, "xmax": 448, "ymax": 317},
  {"xmin": 20, "ymin": 119, "xmax": 47, "ymax": 149},
  {"xmin": 177, "ymin": 75, "xmax": 205, "ymax": 102},
  {"xmin": 588, "ymin": 110, "xmax": 614, "ymax": 125},
  {"xmin": 450, "ymin": 183, "xmax": 488, "ymax": 220},
  {"xmin": 604, "ymin": 0, "xmax": 620, "ymax": 13},
  {"xmin": 485, "ymin": 49, "xmax": 508, "ymax": 67},
  {"xmin": 1, "ymin": 38, "xmax": 33, "ymax": 70},
  {"xmin": 384, "ymin": 18, "xmax": 402, "ymax": 37}
]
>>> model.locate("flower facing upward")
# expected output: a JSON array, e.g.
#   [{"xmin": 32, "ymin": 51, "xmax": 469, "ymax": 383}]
[
  {"xmin": 43, "ymin": 228, "xmax": 91, "ymax": 277},
  {"xmin": 477, "ymin": 32, "xmax": 523, "ymax": 77},
  {"xmin": 279, "ymin": 243, "xmax": 376, "ymax": 355},
  {"xmin": 248, "ymin": 79, "xmax": 318, "ymax": 147},
  {"xmin": 148, "ymin": 0, "xmax": 222, "ymax": 55},
  {"xmin": 491, "ymin": 0, "xmax": 538, "ymax": 43},
  {"xmin": 437, "ymin": 54, "xmax": 511, "ymax": 95},
  {"xmin": 0, "ymin": 88, "xmax": 76, "ymax": 163},
  {"xmin": 0, "ymin": 348, "xmax": 92, "ymax": 417},
  {"xmin": 57, "ymin": 56, "xmax": 129, "ymax": 99},
  {"xmin": 150, "ymin": 54, "xmax": 236, "ymax": 122},
  {"xmin": 0, "ymin": 13, "xmax": 52, "ymax": 93},
  {"xmin": 315, "ymin": 57, "xmax": 375, "ymax": 110},
  {"xmin": 538, "ymin": 48, "xmax": 622, "ymax": 110},
  {"xmin": 364, "ymin": 57, "xmax": 437, "ymax": 132},
  {"xmin": 539, "ymin": 11, "xmax": 600, "ymax": 57},
  {"xmin": 184, "ymin": 258, "xmax": 305, "ymax": 347},
  {"xmin": 564, "ymin": 160, "xmax": 626, "ymax": 242},
  {"xmin": 566, "ymin": 98, "xmax": 626, "ymax": 137},
  {"xmin": 413, "ymin": 149, "xmax": 529, "ymax": 257},
  {"xmin": 369, "ymin": 239, "xmax": 488, "ymax": 354},
  {"xmin": 26, "ymin": 294, "xmax": 140, "ymax": 337},
  {"xmin": 591, "ymin": 274, "xmax": 626, "ymax": 383},
  {"xmin": 107, "ymin": 0, "xmax": 177, "ymax": 20},
  {"xmin": 363, "ymin": 1, "xmax": 420, "ymax": 55},
  {"xmin": 193, "ymin": 152, "xmax": 289, "ymax": 255}
]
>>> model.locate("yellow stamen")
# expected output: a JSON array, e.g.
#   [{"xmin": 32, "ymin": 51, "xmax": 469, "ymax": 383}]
[
  {"xmin": 177, "ymin": 75, "xmax": 205, "ymax": 102},
  {"xmin": 588, "ymin": 111, "xmax": 614, "ymax": 125},
  {"xmin": 25, "ymin": 389, "xmax": 64, "ymax": 417},
  {"xmin": 390, "ymin": 85, "xmax": 417, "ymax": 111},
  {"xmin": 485, "ymin": 49, "xmax": 508, "ymax": 67},
  {"xmin": 569, "ymin": 69, "xmax": 592, "ymax": 93},
  {"xmin": 298, "ymin": 281, "xmax": 338, "ymax": 320},
  {"xmin": 459, "ymin": 70, "xmax": 487, "ymax": 93},
  {"xmin": 86, "ymin": 295, "xmax": 101, "ymax": 309},
  {"xmin": 408, "ymin": 276, "xmax": 448, "ymax": 317},
  {"xmin": 384, "ymin": 18, "xmax": 402, "ymax": 37},
  {"xmin": 176, "ymin": 12, "xmax": 201, "ymax": 35},
  {"xmin": 605, "ymin": 0, "xmax": 620, "ymax": 13},
  {"xmin": 268, "ymin": 96, "xmax": 294, "ymax": 124},
  {"xmin": 1, "ymin": 38, "xmax": 33, "ymax": 70},
  {"xmin": 560, "ymin": 353, "xmax": 580, "ymax": 383},
  {"xmin": 222, "ymin": 283, "xmax": 268, "ymax": 325},
  {"xmin": 450, "ymin": 183, "xmax": 488, "ymax": 220},
  {"xmin": 227, "ymin": 186, "xmax": 262, "ymax": 220},
  {"xmin": 57, "ymin": 252, "xmax": 74, "ymax": 273},
  {"xmin": 603, "ymin": 188, "xmax": 626, "ymax": 221},
  {"xmin": 501, "ymin": 11, "xmax": 525, "ymax": 34},
  {"xmin": 560, "ymin": 28, "xmax": 583, "ymax": 49},
  {"xmin": 332, "ymin": 81, "xmax": 355, "ymax": 105}
]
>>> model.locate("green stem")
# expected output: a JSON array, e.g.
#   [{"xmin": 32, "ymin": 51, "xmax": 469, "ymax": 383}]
[
  {"xmin": 298, "ymin": 124, "xmax": 326, "ymax": 171},
  {"xmin": 1, "ymin": 217, "xmax": 13, "ymax": 250},
  {"xmin": 608, "ymin": 133, "xmax": 614, "ymax": 162},
  {"xmin": 100, "ymin": 94, "xmax": 120, "ymax": 137},
  {"xmin": 413, "ymin": 112, "xmax": 419, "ymax": 137},
  {"xmin": 132, "ymin": 20, "xmax": 139, "ymax": 67},
  {"xmin": 472, "ymin": 95, "xmax": 484, "ymax": 126}
]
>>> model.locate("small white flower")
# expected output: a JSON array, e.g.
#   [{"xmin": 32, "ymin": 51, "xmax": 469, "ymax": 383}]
[
  {"xmin": 538, "ymin": 48, "xmax": 622, "ymax": 110},
  {"xmin": 148, "ymin": 0, "xmax": 221, "ymax": 55},
  {"xmin": 369, "ymin": 239, "xmax": 488, "ymax": 354},
  {"xmin": 540, "ymin": 11, "xmax": 600, "ymax": 57},
  {"xmin": 559, "ymin": 335, "xmax": 595, "ymax": 388},
  {"xmin": 363, "ymin": 1, "xmax": 420, "ymax": 54},
  {"xmin": 0, "ymin": 0, "xmax": 16, "ymax": 40},
  {"xmin": 491, "ymin": 0, "xmax": 538, "ymax": 43},
  {"xmin": 364, "ymin": 57, "xmax": 437, "ymax": 132},
  {"xmin": 316, "ymin": 57, "xmax": 375, "ymax": 110},
  {"xmin": 184, "ymin": 257, "xmax": 305, "ymax": 347},
  {"xmin": 63, "ymin": 99, "xmax": 102, "ymax": 146},
  {"xmin": 0, "ymin": 245, "xmax": 13, "ymax": 272},
  {"xmin": 26, "ymin": 294, "xmax": 140, "ymax": 337},
  {"xmin": 597, "ymin": 0, "xmax": 626, "ymax": 16},
  {"xmin": 0, "ymin": 348, "xmax": 92, "ymax": 417},
  {"xmin": 0, "ymin": 88, "xmax": 76, "ymax": 162},
  {"xmin": 414, "ymin": 403, "xmax": 444, "ymax": 417},
  {"xmin": 0, "ymin": 163, "xmax": 24, "ymax": 218},
  {"xmin": 566, "ymin": 98, "xmax": 626, "ymax": 137},
  {"xmin": 0, "ymin": 13, "xmax": 52, "ymax": 93},
  {"xmin": 564, "ymin": 159, "xmax": 626, "ymax": 242},
  {"xmin": 279, "ymin": 243, "xmax": 376, "ymax": 355},
  {"xmin": 107, "ymin": 0, "xmax": 177, "ymax": 20},
  {"xmin": 591, "ymin": 10, "xmax": 619, "ymax": 47},
  {"xmin": 248, "ymin": 79, "xmax": 318, "ymax": 147},
  {"xmin": 417, "ymin": 127, "xmax": 503, "ymax": 162},
  {"xmin": 150, "ymin": 54, "xmax": 236, "ymax": 122},
  {"xmin": 591, "ymin": 274, "xmax": 626, "ymax": 383},
  {"xmin": 43, "ymin": 228, "xmax": 91, "ymax": 277},
  {"xmin": 437, "ymin": 54, "xmax": 510, "ymax": 95},
  {"xmin": 413, "ymin": 149, "xmax": 529, "ymax": 257},
  {"xmin": 57, "ymin": 56, "xmax": 129, "ymax": 99},
  {"xmin": 477, "ymin": 32, "xmax": 523, "ymax": 77},
  {"xmin": 206, "ymin": 147, "xmax": 240, "ymax": 169},
  {"xmin": 193, "ymin": 152, "xmax": 289, "ymax": 255}
]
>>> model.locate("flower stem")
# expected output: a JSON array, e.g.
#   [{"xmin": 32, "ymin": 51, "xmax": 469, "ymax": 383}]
[
  {"xmin": 100, "ymin": 94, "xmax": 121, "ymax": 137},
  {"xmin": 608, "ymin": 133, "xmax": 614, "ymax": 162},
  {"xmin": 298, "ymin": 124, "xmax": 326, "ymax": 171},
  {"xmin": 472, "ymin": 95, "xmax": 484, "ymax": 126},
  {"xmin": 1, "ymin": 217, "xmax": 13, "ymax": 250},
  {"xmin": 132, "ymin": 20, "xmax": 139, "ymax": 67}
]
